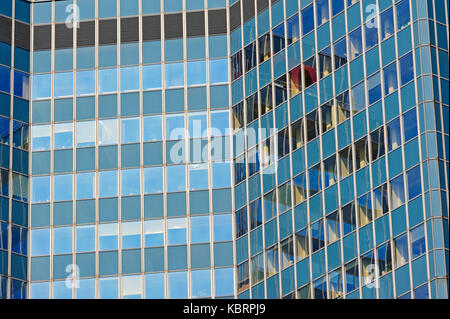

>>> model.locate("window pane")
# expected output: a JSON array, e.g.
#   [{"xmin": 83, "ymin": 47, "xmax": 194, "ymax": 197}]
[
  {"xmin": 99, "ymin": 170, "xmax": 118, "ymax": 197},
  {"xmin": 121, "ymin": 168, "xmax": 141, "ymax": 196},
  {"xmin": 32, "ymin": 125, "xmax": 51, "ymax": 151},
  {"xmin": 99, "ymin": 68, "xmax": 118, "ymax": 94},
  {"xmin": 406, "ymin": 166, "xmax": 421, "ymax": 200},
  {"xmin": 122, "ymin": 221, "xmax": 141, "ymax": 249},
  {"xmin": 144, "ymin": 167, "xmax": 163, "ymax": 194},
  {"xmin": 166, "ymin": 165, "xmax": 185, "ymax": 192},
  {"xmin": 76, "ymin": 121, "xmax": 95, "ymax": 147},
  {"xmin": 121, "ymin": 66, "xmax": 140, "ymax": 92},
  {"xmin": 144, "ymin": 220, "xmax": 164, "ymax": 247},
  {"xmin": 165, "ymin": 63, "xmax": 184, "ymax": 88},
  {"xmin": 54, "ymin": 72, "xmax": 73, "ymax": 98},
  {"xmin": 143, "ymin": 115, "xmax": 162, "ymax": 141},
  {"xmin": 53, "ymin": 227, "xmax": 72, "ymax": 254},
  {"xmin": 190, "ymin": 216, "xmax": 210, "ymax": 243},
  {"xmin": 54, "ymin": 123, "xmax": 73, "ymax": 149},
  {"xmin": 98, "ymin": 119, "xmax": 118, "ymax": 145},
  {"xmin": 99, "ymin": 223, "xmax": 118, "ymax": 250},
  {"xmin": 121, "ymin": 117, "xmax": 140, "ymax": 144},
  {"xmin": 32, "ymin": 73, "xmax": 51, "ymax": 99},
  {"xmin": 189, "ymin": 163, "xmax": 209, "ymax": 190},
  {"xmin": 53, "ymin": 174, "xmax": 73, "ymax": 201},
  {"xmin": 167, "ymin": 218, "xmax": 187, "ymax": 245},
  {"xmin": 76, "ymin": 70, "xmax": 96, "ymax": 96},
  {"xmin": 76, "ymin": 172, "xmax": 95, "ymax": 199},
  {"xmin": 187, "ymin": 60, "xmax": 206, "ymax": 86},
  {"xmin": 142, "ymin": 64, "xmax": 162, "ymax": 89},
  {"xmin": 209, "ymin": 59, "xmax": 228, "ymax": 84}
]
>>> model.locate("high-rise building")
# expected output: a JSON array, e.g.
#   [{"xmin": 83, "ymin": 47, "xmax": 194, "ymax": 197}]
[{"xmin": 0, "ymin": 0, "xmax": 448, "ymax": 299}]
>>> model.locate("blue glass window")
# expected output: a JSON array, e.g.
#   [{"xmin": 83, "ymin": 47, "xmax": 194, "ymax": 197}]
[
  {"xmin": 99, "ymin": 68, "xmax": 118, "ymax": 94},
  {"xmin": 396, "ymin": 0, "xmax": 410, "ymax": 30},
  {"xmin": 142, "ymin": 65, "xmax": 162, "ymax": 90},
  {"xmin": 166, "ymin": 114, "xmax": 185, "ymax": 140},
  {"xmin": 168, "ymin": 272, "xmax": 187, "ymax": 298},
  {"xmin": 32, "ymin": 73, "xmax": 51, "ymax": 99},
  {"xmin": 98, "ymin": 119, "xmax": 118, "ymax": 145},
  {"xmin": 143, "ymin": 115, "xmax": 162, "ymax": 141},
  {"xmin": 53, "ymin": 174, "xmax": 73, "ymax": 201},
  {"xmin": 76, "ymin": 70, "xmax": 95, "ymax": 96},
  {"xmin": 167, "ymin": 218, "xmax": 187, "ymax": 245},
  {"xmin": 121, "ymin": 117, "xmax": 140, "ymax": 144},
  {"xmin": 99, "ymin": 170, "xmax": 118, "ymax": 197},
  {"xmin": 406, "ymin": 166, "xmax": 421, "ymax": 200},
  {"xmin": 122, "ymin": 222, "xmax": 141, "ymax": 249},
  {"xmin": 31, "ymin": 228, "xmax": 50, "ymax": 256},
  {"xmin": 383, "ymin": 62, "xmax": 398, "ymax": 95},
  {"xmin": 144, "ymin": 167, "xmax": 163, "ymax": 194},
  {"xmin": 31, "ymin": 176, "xmax": 50, "ymax": 203},
  {"xmin": 121, "ymin": 169, "xmax": 140, "ymax": 196},
  {"xmin": 316, "ymin": 0, "xmax": 329, "ymax": 26},
  {"xmin": 302, "ymin": 5, "xmax": 314, "ymax": 35},
  {"xmin": 393, "ymin": 233, "xmax": 409, "ymax": 268},
  {"xmin": 121, "ymin": 67, "xmax": 140, "ymax": 92},
  {"xmin": 99, "ymin": 223, "xmax": 118, "ymax": 250},
  {"xmin": 188, "ymin": 112, "xmax": 207, "ymax": 138},
  {"xmin": 212, "ymin": 161, "xmax": 231, "ymax": 188},
  {"xmin": 190, "ymin": 216, "xmax": 210, "ymax": 243},
  {"xmin": 54, "ymin": 123, "xmax": 73, "ymax": 149},
  {"xmin": 76, "ymin": 121, "xmax": 95, "ymax": 147},
  {"xmin": 399, "ymin": 52, "xmax": 414, "ymax": 86},
  {"xmin": 76, "ymin": 172, "xmax": 95, "ymax": 199},
  {"xmin": 144, "ymin": 220, "xmax": 164, "ymax": 247},
  {"xmin": 166, "ymin": 165, "xmax": 186, "ymax": 192},
  {"xmin": 165, "ymin": 63, "xmax": 184, "ymax": 88},
  {"xmin": 191, "ymin": 269, "xmax": 211, "ymax": 298},
  {"xmin": 14, "ymin": 71, "xmax": 29, "ymax": 99},
  {"xmin": 76, "ymin": 225, "xmax": 96, "ymax": 252},
  {"xmin": 403, "ymin": 108, "xmax": 417, "ymax": 142},
  {"xmin": 187, "ymin": 61, "xmax": 207, "ymax": 86},
  {"xmin": 54, "ymin": 72, "xmax": 73, "ymax": 98},
  {"xmin": 367, "ymin": 72, "xmax": 381, "ymax": 105},
  {"xmin": 349, "ymin": 28, "xmax": 362, "ymax": 60},
  {"xmin": 214, "ymin": 214, "xmax": 232, "ymax": 241},
  {"xmin": 210, "ymin": 110, "xmax": 230, "ymax": 136},
  {"xmin": 209, "ymin": 59, "xmax": 229, "ymax": 84},
  {"xmin": 380, "ymin": 8, "xmax": 394, "ymax": 41},
  {"xmin": 214, "ymin": 268, "xmax": 234, "ymax": 296},
  {"xmin": 410, "ymin": 224, "xmax": 425, "ymax": 258},
  {"xmin": 32, "ymin": 125, "xmax": 51, "ymax": 151},
  {"xmin": 53, "ymin": 227, "xmax": 73, "ymax": 254}
]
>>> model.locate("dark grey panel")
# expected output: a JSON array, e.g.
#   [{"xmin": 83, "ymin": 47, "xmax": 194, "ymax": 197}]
[
  {"xmin": 186, "ymin": 11, "xmax": 204, "ymax": 37},
  {"xmin": 55, "ymin": 23, "xmax": 73, "ymax": 49},
  {"xmin": 77, "ymin": 21, "xmax": 95, "ymax": 47},
  {"xmin": 229, "ymin": 2, "xmax": 241, "ymax": 31},
  {"xmin": 164, "ymin": 13, "xmax": 183, "ymax": 39},
  {"xmin": 14, "ymin": 21, "xmax": 30, "ymax": 50},
  {"xmin": 242, "ymin": 0, "xmax": 255, "ymax": 22},
  {"xmin": 209, "ymin": 9, "xmax": 227, "ymax": 35},
  {"xmin": 33, "ymin": 25, "xmax": 51, "ymax": 51},
  {"xmin": 0, "ymin": 15, "xmax": 12, "ymax": 45},
  {"xmin": 257, "ymin": 0, "xmax": 269, "ymax": 12},
  {"xmin": 99, "ymin": 19, "xmax": 117, "ymax": 45},
  {"xmin": 121, "ymin": 17, "xmax": 139, "ymax": 42},
  {"xmin": 142, "ymin": 15, "xmax": 161, "ymax": 41}
]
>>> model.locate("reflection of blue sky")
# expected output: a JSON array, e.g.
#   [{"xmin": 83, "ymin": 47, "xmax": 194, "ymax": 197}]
[
  {"xmin": 165, "ymin": 63, "xmax": 184, "ymax": 88},
  {"xmin": 54, "ymin": 72, "xmax": 73, "ymax": 98},
  {"xmin": 209, "ymin": 58, "xmax": 229, "ymax": 84}
]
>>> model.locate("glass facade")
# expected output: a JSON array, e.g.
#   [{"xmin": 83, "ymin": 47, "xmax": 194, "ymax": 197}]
[
  {"xmin": 0, "ymin": 0, "xmax": 30, "ymax": 299},
  {"xmin": 0, "ymin": 0, "xmax": 448, "ymax": 299}
]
